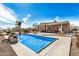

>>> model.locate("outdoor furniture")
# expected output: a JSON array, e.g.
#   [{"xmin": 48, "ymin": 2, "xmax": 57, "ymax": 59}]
[
  {"xmin": 2, "ymin": 34, "xmax": 18, "ymax": 44},
  {"xmin": 9, "ymin": 37, "xmax": 18, "ymax": 44},
  {"xmin": 2, "ymin": 35, "xmax": 10, "ymax": 44}
]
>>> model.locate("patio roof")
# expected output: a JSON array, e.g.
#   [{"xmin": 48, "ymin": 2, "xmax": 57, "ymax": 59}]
[{"xmin": 40, "ymin": 21, "xmax": 70, "ymax": 26}]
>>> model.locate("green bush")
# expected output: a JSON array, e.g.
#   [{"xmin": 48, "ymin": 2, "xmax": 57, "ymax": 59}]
[
  {"xmin": 5, "ymin": 30, "xmax": 12, "ymax": 35},
  {"xmin": 33, "ymin": 31, "xmax": 38, "ymax": 34}
]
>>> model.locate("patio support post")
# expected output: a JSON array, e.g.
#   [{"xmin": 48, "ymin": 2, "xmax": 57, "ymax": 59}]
[
  {"xmin": 60, "ymin": 24, "xmax": 63, "ymax": 33},
  {"xmin": 45, "ymin": 25, "xmax": 46, "ymax": 32}
]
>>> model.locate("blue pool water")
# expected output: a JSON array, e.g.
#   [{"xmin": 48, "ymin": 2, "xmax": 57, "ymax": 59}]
[{"xmin": 17, "ymin": 34, "xmax": 56, "ymax": 53}]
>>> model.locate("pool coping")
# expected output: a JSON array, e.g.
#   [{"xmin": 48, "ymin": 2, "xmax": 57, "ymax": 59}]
[{"xmin": 11, "ymin": 42, "xmax": 39, "ymax": 56}]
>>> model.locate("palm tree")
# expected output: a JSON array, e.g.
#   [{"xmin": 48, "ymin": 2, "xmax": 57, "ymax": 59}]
[
  {"xmin": 15, "ymin": 21, "xmax": 21, "ymax": 28},
  {"xmin": 15, "ymin": 21, "xmax": 22, "ymax": 34}
]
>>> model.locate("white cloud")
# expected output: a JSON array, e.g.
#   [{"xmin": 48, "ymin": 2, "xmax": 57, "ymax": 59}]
[
  {"xmin": 0, "ymin": 24, "xmax": 15, "ymax": 29},
  {"xmin": 66, "ymin": 18, "xmax": 79, "ymax": 26},
  {"xmin": 0, "ymin": 4, "xmax": 18, "ymax": 29},
  {"xmin": 21, "ymin": 23, "xmax": 30, "ymax": 28},
  {"xmin": 23, "ymin": 18, "xmax": 28, "ymax": 23},
  {"xmin": 27, "ymin": 14, "xmax": 31, "ymax": 18},
  {"xmin": 0, "ymin": 4, "xmax": 18, "ymax": 23},
  {"xmin": 0, "ymin": 4, "xmax": 32, "ymax": 29},
  {"xmin": 54, "ymin": 16, "xmax": 60, "ymax": 21},
  {"xmin": 21, "ymin": 14, "xmax": 31, "ymax": 28},
  {"xmin": 59, "ymin": 17, "xmax": 79, "ymax": 26},
  {"xmin": 22, "ymin": 14, "xmax": 31, "ymax": 23}
]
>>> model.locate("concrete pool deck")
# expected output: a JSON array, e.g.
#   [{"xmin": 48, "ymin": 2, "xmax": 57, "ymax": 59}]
[
  {"xmin": 11, "ymin": 33, "xmax": 71, "ymax": 56},
  {"xmin": 40, "ymin": 36, "xmax": 71, "ymax": 56},
  {"xmin": 11, "ymin": 43, "xmax": 39, "ymax": 56}
]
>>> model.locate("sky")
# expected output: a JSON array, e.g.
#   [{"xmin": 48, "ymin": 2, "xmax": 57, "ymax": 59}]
[{"xmin": 0, "ymin": 3, "xmax": 79, "ymax": 29}]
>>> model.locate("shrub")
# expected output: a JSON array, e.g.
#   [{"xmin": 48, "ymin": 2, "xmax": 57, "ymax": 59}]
[
  {"xmin": 33, "ymin": 31, "xmax": 38, "ymax": 34},
  {"xmin": 76, "ymin": 42, "xmax": 79, "ymax": 48},
  {"xmin": 23, "ymin": 29, "xmax": 28, "ymax": 33},
  {"xmin": 77, "ymin": 36, "xmax": 79, "ymax": 41}
]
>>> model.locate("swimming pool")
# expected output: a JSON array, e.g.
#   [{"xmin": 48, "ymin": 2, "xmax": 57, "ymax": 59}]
[{"xmin": 17, "ymin": 34, "xmax": 56, "ymax": 53}]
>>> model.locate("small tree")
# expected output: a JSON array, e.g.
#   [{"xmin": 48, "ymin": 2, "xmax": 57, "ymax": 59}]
[
  {"xmin": 33, "ymin": 23, "xmax": 39, "ymax": 31},
  {"xmin": 15, "ymin": 21, "xmax": 21, "ymax": 28},
  {"xmin": 15, "ymin": 21, "xmax": 22, "ymax": 34}
]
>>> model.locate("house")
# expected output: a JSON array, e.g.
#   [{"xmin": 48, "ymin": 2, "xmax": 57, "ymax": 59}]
[{"xmin": 36, "ymin": 21, "xmax": 70, "ymax": 33}]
